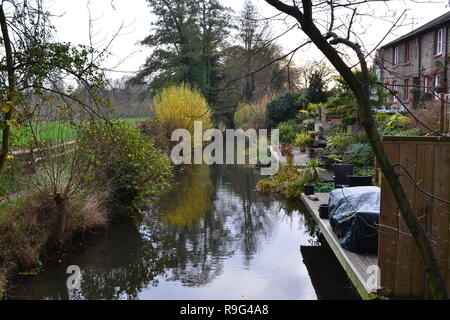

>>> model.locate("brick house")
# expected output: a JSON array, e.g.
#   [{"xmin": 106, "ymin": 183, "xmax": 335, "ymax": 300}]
[{"xmin": 375, "ymin": 11, "xmax": 449, "ymax": 111}]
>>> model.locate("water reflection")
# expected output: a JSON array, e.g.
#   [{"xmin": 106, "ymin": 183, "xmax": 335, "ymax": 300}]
[
  {"xmin": 160, "ymin": 165, "xmax": 214, "ymax": 227},
  {"xmin": 9, "ymin": 165, "xmax": 356, "ymax": 300}
]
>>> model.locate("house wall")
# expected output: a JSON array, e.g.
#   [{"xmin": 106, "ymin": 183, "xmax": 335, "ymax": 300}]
[{"xmin": 377, "ymin": 23, "xmax": 449, "ymax": 110}]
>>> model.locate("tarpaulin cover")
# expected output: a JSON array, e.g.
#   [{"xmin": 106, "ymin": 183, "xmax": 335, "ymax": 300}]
[{"xmin": 328, "ymin": 187, "xmax": 380, "ymax": 254}]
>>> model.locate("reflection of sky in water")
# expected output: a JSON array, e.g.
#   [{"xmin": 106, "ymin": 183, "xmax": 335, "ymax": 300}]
[
  {"xmin": 138, "ymin": 167, "xmax": 317, "ymax": 300},
  {"xmin": 139, "ymin": 208, "xmax": 317, "ymax": 300},
  {"xmin": 9, "ymin": 165, "xmax": 357, "ymax": 300}
]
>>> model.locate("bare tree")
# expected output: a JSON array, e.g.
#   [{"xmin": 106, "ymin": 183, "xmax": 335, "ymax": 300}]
[
  {"xmin": 0, "ymin": 0, "xmax": 109, "ymax": 175},
  {"xmin": 264, "ymin": 0, "xmax": 447, "ymax": 299},
  {"xmin": 298, "ymin": 60, "xmax": 335, "ymax": 90}
]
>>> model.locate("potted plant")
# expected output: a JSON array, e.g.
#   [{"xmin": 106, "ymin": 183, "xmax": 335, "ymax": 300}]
[
  {"xmin": 299, "ymin": 159, "xmax": 326, "ymax": 182},
  {"xmin": 280, "ymin": 144, "xmax": 294, "ymax": 165},
  {"xmin": 294, "ymin": 132, "xmax": 315, "ymax": 153}
]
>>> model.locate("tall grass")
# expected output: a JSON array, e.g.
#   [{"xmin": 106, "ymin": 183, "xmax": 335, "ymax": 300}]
[{"xmin": 234, "ymin": 95, "xmax": 273, "ymax": 130}]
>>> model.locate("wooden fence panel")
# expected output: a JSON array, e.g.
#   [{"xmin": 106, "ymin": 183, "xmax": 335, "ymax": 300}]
[
  {"xmin": 432, "ymin": 144, "xmax": 450, "ymax": 292},
  {"xmin": 378, "ymin": 140, "xmax": 399, "ymax": 296},
  {"xmin": 380, "ymin": 137, "xmax": 450, "ymax": 298},
  {"xmin": 410, "ymin": 143, "xmax": 435, "ymax": 297},
  {"xmin": 394, "ymin": 143, "xmax": 417, "ymax": 296}
]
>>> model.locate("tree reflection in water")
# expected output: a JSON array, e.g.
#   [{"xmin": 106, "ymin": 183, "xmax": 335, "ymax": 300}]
[{"xmin": 10, "ymin": 165, "xmax": 320, "ymax": 300}]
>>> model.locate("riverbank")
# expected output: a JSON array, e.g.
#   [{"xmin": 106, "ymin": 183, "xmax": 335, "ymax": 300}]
[
  {"xmin": 7, "ymin": 164, "xmax": 359, "ymax": 300},
  {"xmin": 0, "ymin": 120, "xmax": 175, "ymax": 299}
]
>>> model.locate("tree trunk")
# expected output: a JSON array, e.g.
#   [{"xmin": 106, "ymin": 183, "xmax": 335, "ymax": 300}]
[
  {"xmin": 54, "ymin": 193, "xmax": 67, "ymax": 243},
  {"xmin": 0, "ymin": 5, "xmax": 15, "ymax": 176}
]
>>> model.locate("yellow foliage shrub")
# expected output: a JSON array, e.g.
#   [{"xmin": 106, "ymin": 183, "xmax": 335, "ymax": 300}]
[{"xmin": 152, "ymin": 83, "xmax": 212, "ymax": 134}]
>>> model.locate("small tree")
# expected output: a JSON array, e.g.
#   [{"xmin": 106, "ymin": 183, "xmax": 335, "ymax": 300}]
[
  {"xmin": 152, "ymin": 83, "xmax": 212, "ymax": 134},
  {"xmin": 328, "ymin": 71, "xmax": 388, "ymax": 126},
  {"xmin": 0, "ymin": 0, "xmax": 108, "ymax": 175}
]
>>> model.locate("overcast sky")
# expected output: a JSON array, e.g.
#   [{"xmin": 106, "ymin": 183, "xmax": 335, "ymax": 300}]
[{"xmin": 47, "ymin": 0, "xmax": 450, "ymax": 80}]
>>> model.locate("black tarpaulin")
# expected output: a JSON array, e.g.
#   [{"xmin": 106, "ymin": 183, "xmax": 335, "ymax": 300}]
[{"xmin": 328, "ymin": 187, "xmax": 380, "ymax": 254}]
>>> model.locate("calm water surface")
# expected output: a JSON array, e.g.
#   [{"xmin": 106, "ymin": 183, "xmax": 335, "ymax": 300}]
[{"xmin": 9, "ymin": 165, "xmax": 359, "ymax": 300}]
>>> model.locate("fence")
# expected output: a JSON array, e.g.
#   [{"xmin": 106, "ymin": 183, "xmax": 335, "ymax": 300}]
[{"xmin": 378, "ymin": 136, "xmax": 450, "ymax": 298}]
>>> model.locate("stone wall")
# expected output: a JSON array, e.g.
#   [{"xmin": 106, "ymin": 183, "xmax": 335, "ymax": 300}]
[{"xmin": 377, "ymin": 24, "xmax": 449, "ymax": 109}]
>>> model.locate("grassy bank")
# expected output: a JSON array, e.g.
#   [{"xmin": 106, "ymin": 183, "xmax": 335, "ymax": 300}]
[{"xmin": 2, "ymin": 117, "xmax": 148, "ymax": 149}]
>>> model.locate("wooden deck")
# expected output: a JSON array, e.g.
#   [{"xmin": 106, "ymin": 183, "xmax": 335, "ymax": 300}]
[{"xmin": 301, "ymin": 193, "xmax": 379, "ymax": 300}]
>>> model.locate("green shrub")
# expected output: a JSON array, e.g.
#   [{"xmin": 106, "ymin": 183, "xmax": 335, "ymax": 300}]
[
  {"xmin": 354, "ymin": 166, "xmax": 375, "ymax": 177},
  {"xmin": 326, "ymin": 134, "xmax": 357, "ymax": 153},
  {"xmin": 257, "ymin": 164, "xmax": 309, "ymax": 200},
  {"xmin": 294, "ymin": 132, "xmax": 315, "ymax": 148},
  {"xmin": 78, "ymin": 121, "xmax": 174, "ymax": 217},
  {"xmin": 299, "ymin": 159, "xmax": 326, "ymax": 182},
  {"xmin": 315, "ymin": 181, "xmax": 335, "ymax": 193},
  {"xmin": 328, "ymin": 154, "xmax": 341, "ymax": 161},
  {"xmin": 376, "ymin": 112, "xmax": 413, "ymax": 136},
  {"xmin": 277, "ymin": 120, "xmax": 303, "ymax": 144},
  {"xmin": 139, "ymin": 119, "xmax": 173, "ymax": 154},
  {"xmin": 267, "ymin": 93, "xmax": 306, "ymax": 128},
  {"xmin": 348, "ymin": 143, "xmax": 374, "ymax": 163},
  {"xmin": 0, "ymin": 156, "xmax": 27, "ymax": 197}
]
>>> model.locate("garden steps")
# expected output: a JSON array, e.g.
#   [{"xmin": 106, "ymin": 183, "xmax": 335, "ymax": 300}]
[{"xmin": 271, "ymin": 145, "xmax": 334, "ymax": 181}]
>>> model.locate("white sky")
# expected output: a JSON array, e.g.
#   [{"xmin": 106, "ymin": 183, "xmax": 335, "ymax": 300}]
[{"xmin": 47, "ymin": 0, "xmax": 450, "ymax": 80}]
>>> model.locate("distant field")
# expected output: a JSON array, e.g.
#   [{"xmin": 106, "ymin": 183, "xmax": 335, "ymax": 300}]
[{"xmin": 2, "ymin": 118, "xmax": 150, "ymax": 149}]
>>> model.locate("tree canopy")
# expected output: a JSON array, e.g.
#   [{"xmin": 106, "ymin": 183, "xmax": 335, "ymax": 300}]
[{"xmin": 131, "ymin": 0, "xmax": 232, "ymax": 102}]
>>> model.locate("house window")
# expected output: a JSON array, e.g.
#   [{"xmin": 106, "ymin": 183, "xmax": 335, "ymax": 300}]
[
  {"xmin": 393, "ymin": 46, "xmax": 399, "ymax": 65},
  {"xmin": 434, "ymin": 74, "xmax": 441, "ymax": 97},
  {"xmin": 404, "ymin": 41, "xmax": 410, "ymax": 63},
  {"xmin": 424, "ymin": 76, "xmax": 431, "ymax": 93},
  {"xmin": 392, "ymin": 81, "xmax": 398, "ymax": 102},
  {"xmin": 403, "ymin": 79, "xmax": 410, "ymax": 101},
  {"xmin": 436, "ymin": 28, "xmax": 444, "ymax": 55}
]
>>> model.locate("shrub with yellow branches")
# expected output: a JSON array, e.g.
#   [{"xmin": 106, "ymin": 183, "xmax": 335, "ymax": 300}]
[{"xmin": 152, "ymin": 84, "xmax": 212, "ymax": 134}]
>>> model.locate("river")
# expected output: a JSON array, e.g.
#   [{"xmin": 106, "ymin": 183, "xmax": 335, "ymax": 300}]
[{"xmin": 8, "ymin": 165, "xmax": 359, "ymax": 300}]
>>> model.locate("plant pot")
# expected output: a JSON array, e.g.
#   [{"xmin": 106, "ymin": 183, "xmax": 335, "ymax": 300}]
[
  {"xmin": 300, "ymin": 146, "xmax": 307, "ymax": 153},
  {"xmin": 304, "ymin": 184, "xmax": 315, "ymax": 196},
  {"xmin": 319, "ymin": 204, "xmax": 329, "ymax": 219}
]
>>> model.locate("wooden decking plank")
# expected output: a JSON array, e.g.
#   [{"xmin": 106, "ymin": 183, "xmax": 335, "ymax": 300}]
[{"xmin": 301, "ymin": 193, "xmax": 378, "ymax": 300}]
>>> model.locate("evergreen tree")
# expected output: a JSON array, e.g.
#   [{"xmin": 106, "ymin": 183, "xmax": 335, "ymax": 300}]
[{"xmin": 132, "ymin": 0, "xmax": 231, "ymax": 102}]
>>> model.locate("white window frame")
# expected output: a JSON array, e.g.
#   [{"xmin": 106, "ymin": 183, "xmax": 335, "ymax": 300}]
[
  {"xmin": 434, "ymin": 74, "xmax": 441, "ymax": 98},
  {"xmin": 392, "ymin": 81, "xmax": 398, "ymax": 102},
  {"xmin": 436, "ymin": 28, "xmax": 444, "ymax": 55},
  {"xmin": 424, "ymin": 77, "xmax": 430, "ymax": 93},
  {"xmin": 434, "ymin": 74, "xmax": 440, "ymax": 88},
  {"xmin": 393, "ymin": 46, "xmax": 399, "ymax": 65}
]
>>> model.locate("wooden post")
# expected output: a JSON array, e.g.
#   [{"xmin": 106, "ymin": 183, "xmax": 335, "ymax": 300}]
[
  {"xmin": 445, "ymin": 94, "xmax": 449, "ymax": 134},
  {"xmin": 441, "ymin": 92, "xmax": 446, "ymax": 134}
]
